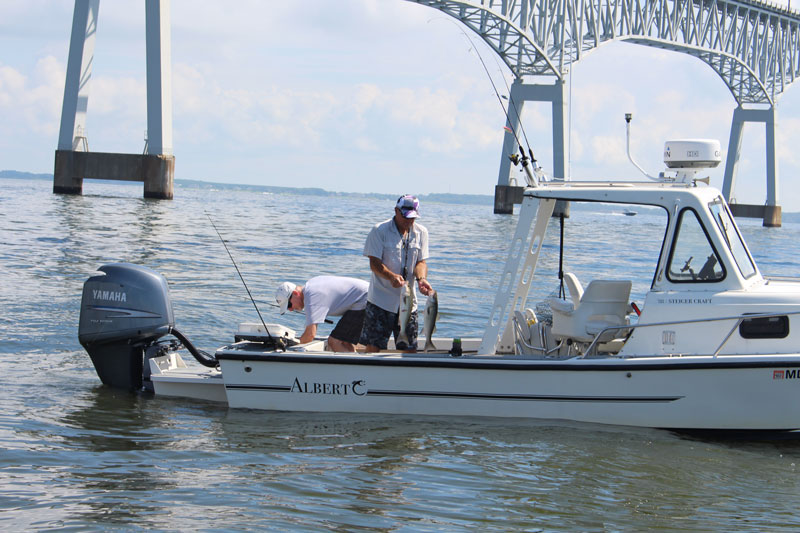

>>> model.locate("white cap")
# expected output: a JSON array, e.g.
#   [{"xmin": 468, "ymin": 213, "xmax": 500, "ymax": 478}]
[{"xmin": 275, "ymin": 282, "xmax": 297, "ymax": 314}]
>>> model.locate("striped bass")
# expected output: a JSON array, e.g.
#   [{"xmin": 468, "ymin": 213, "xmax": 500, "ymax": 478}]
[
  {"xmin": 423, "ymin": 291, "xmax": 438, "ymax": 352},
  {"xmin": 396, "ymin": 282, "xmax": 413, "ymax": 350}
]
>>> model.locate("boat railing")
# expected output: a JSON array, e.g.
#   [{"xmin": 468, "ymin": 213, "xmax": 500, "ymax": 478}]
[
  {"xmin": 512, "ymin": 316, "xmax": 564, "ymax": 357},
  {"xmin": 582, "ymin": 309, "xmax": 800, "ymax": 358},
  {"xmin": 765, "ymin": 275, "xmax": 800, "ymax": 282}
]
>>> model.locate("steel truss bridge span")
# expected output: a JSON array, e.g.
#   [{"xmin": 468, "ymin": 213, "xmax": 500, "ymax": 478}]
[
  {"xmin": 410, "ymin": 0, "xmax": 800, "ymax": 106},
  {"xmin": 410, "ymin": 0, "xmax": 800, "ymax": 225}
]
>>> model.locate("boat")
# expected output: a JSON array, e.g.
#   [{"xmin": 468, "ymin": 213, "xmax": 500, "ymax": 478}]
[
  {"xmin": 77, "ymin": 139, "xmax": 800, "ymax": 436},
  {"xmin": 623, "ymin": 209, "xmax": 637, "ymax": 216}
]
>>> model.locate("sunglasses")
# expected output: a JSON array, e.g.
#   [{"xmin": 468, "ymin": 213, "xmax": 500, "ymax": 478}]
[{"xmin": 286, "ymin": 291, "xmax": 293, "ymax": 311}]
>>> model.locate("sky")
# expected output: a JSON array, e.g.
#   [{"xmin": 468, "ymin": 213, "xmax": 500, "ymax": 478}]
[{"xmin": 2, "ymin": 0, "xmax": 800, "ymax": 209}]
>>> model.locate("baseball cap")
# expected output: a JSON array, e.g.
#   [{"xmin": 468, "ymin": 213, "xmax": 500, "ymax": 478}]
[
  {"xmin": 396, "ymin": 195, "xmax": 420, "ymax": 219},
  {"xmin": 275, "ymin": 281, "xmax": 297, "ymax": 314}
]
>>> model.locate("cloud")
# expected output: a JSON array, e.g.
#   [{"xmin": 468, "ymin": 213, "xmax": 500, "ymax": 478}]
[
  {"xmin": 167, "ymin": 61, "xmax": 501, "ymax": 159},
  {"xmin": 0, "ymin": 56, "xmax": 64, "ymax": 136},
  {"xmin": 354, "ymin": 136, "xmax": 379, "ymax": 152},
  {"xmin": 777, "ymin": 116, "xmax": 800, "ymax": 166},
  {"xmin": 590, "ymin": 135, "xmax": 628, "ymax": 167},
  {"xmin": 0, "ymin": 64, "xmax": 25, "ymax": 105},
  {"xmin": 2, "ymin": 0, "xmax": 800, "ymax": 203}
]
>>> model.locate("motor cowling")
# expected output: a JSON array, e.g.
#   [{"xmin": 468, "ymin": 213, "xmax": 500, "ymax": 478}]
[{"xmin": 79, "ymin": 263, "xmax": 175, "ymax": 390}]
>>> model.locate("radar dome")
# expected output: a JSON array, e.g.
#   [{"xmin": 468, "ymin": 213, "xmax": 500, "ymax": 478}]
[{"xmin": 663, "ymin": 139, "xmax": 722, "ymax": 169}]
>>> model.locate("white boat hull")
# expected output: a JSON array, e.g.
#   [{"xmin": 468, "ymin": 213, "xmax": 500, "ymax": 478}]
[
  {"xmin": 79, "ymin": 175, "xmax": 800, "ymax": 438},
  {"xmin": 213, "ymin": 350, "xmax": 800, "ymax": 430},
  {"xmin": 148, "ymin": 352, "xmax": 228, "ymax": 403}
]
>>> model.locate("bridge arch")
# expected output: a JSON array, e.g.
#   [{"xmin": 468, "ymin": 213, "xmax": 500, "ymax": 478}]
[
  {"xmin": 412, "ymin": 0, "xmax": 800, "ymax": 105},
  {"xmin": 409, "ymin": 0, "xmax": 800, "ymax": 225}
]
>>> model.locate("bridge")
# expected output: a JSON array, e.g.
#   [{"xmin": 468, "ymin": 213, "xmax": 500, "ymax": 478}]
[
  {"xmin": 54, "ymin": 0, "xmax": 800, "ymax": 224},
  {"xmin": 408, "ymin": 0, "xmax": 800, "ymax": 225},
  {"xmin": 54, "ymin": 0, "xmax": 174, "ymax": 199}
]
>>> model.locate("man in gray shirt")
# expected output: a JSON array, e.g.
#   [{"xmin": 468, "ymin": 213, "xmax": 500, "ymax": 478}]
[
  {"xmin": 359, "ymin": 195, "xmax": 434, "ymax": 352},
  {"xmin": 276, "ymin": 275, "xmax": 368, "ymax": 352}
]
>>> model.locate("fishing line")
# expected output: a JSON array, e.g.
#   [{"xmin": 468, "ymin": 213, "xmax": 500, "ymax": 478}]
[
  {"xmin": 558, "ymin": 213, "xmax": 566, "ymax": 299},
  {"xmin": 431, "ymin": 16, "xmax": 541, "ymax": 177},
  {"xmin": 436, "ymin": 18, "xmax": 532, "ymax": 158},
  {"xmin": 488, "ymin": 50, "xmax": 535, "ymax": 160},
  {"xmin": 215, "ymin": 290, "xmax": 279, "ymax": 308},
  {"xmin": 459, "ymin": 30, "xmax": 526, "ymax": 156},
  {"xmin": 204, "ymin": 212, "xmax": 282, "ymax": 346}
]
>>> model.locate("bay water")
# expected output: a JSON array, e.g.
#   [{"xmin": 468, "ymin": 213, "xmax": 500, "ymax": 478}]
[{"xmin": 2, "ymin": 177, "xmax": 800, "ymax": 531}]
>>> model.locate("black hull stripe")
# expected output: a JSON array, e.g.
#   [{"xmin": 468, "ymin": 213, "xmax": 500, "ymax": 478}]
[
  {"xmin": 226, "ymin": 385, "xmax": 291, "ymax": 392},
  {"xmin": 365, "ymin": 390, "xmax": 682, "ymax": 402},
  {"xmin": 216, "ymin": 352, "xmax": 800, "ymax": 371},
  {"xmin": 224, "ymin": 384, "xmax": 682, "ymax": 403}
]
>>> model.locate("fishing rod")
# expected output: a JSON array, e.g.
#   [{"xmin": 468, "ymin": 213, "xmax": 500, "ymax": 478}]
[
  {"xmin": 459, "ymin": 29, "xmax": 525, "ymax": 152},
  {"xmin": 465, "ymin": 23, "xmax": 535, "ymax": 160},
  {"xmin": 451, "ymin": 22, "xmax": 544, "ymax": 185},
  {"xmin": 205, "ymin": 212, "xmax": 285, "ymax": 349},
  {"xmin": 493, "ymin": 65, "xmax": 535, "ymax": 163}
]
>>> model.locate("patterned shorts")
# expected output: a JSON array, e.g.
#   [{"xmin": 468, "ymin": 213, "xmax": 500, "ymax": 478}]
[{"xmin": 359, "ymin": 301, "xmax": 418, "ymax": 350}]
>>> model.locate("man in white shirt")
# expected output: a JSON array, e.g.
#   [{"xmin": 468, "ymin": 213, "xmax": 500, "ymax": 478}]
[
  {"xmin": 275, "ymin": 275, "xmax": 368, "ymax": 352},
  {"xmin": 359, "ymin": 194, "xmax": 434, "ymax": 352}
]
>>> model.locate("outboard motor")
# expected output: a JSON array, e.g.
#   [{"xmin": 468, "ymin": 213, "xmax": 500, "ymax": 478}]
[{"xmin": 79, "ymin": 263, "xmax": 175, "ymax": 390}]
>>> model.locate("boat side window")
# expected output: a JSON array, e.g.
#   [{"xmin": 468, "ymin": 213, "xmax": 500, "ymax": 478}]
[
  {"xmin": 739, "ymin": 316, "xmax": 789, "ymax": 339},
  {"xmin": 709, "ymin": 199, "xmax": 757, "ymax": 279},
  {"xmin": 666, "ymin": 208, "xmax": 725, "ymax": 283}
]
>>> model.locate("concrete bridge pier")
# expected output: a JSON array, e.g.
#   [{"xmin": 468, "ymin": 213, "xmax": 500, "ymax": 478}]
[
  {"xmin": 722, "ymin": 106, "xmax": 781, "ymax": 227},
  {"xmin": 53, "ymin": 0, "xmax": 97, "ymax": 195},
  {"xmin": 54, "ymin": 0, "xmax": 174, "ymax": 200},
  {"xmin": 494, "ymin": 79, "xmax": 569, "ymax": 217},
  {"xmin": 54, "ymin": 150, "xmax": 175, "ymax": 199}
]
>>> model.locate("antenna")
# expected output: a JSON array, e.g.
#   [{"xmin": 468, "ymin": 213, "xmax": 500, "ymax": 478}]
[{"xmin": 625, "ymin": 113, "xmax": 661, "ymax": 181}]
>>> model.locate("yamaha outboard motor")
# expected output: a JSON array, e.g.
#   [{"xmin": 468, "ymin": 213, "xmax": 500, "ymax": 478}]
[{"xmin": 79, "ymin": 263, "xmax": 175, "ymax": 390}]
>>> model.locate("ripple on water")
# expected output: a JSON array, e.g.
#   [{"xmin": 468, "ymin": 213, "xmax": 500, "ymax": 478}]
[{"xmin": 4, "ymin": 178, "xmax": 800, "ymax": 530}]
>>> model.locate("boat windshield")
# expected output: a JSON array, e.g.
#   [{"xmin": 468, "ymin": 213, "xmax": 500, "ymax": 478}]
[
  {"xmin": 708, "ymin": 198, "xmax": 757, "ymax": 279},
  {"xmin": 667, "ymin": 208, "xmax": 725, "ymax": 282}
]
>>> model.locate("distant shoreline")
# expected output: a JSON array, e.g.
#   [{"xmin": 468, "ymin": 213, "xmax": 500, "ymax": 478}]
[
  {"xmin": 5, "ymin": 170, "xmax": 799, "ymax": 220},
  {"xmin": 0, "ymin": 169, "xmax": 494, "ymax": 206}
]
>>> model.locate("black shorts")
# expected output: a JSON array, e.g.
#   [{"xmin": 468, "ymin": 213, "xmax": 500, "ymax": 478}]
[{"xmin": 330, "ymin": 309, "xmax": 366, "ymax": 345}]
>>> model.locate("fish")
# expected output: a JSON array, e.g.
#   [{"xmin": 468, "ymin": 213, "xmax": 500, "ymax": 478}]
[
  {"xmin": 396, "ymin": 282, "xmax": 413, "ymax": 350},
  {"xmin": 423, "ymin": 291, "xmax": 438, "ymax": 352}
]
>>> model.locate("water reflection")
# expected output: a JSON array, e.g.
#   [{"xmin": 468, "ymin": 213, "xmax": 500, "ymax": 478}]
[
  {"xmin": 6, "ymin": 178, "xmax": 800, "ymax": 529},
  {"xmin": 60, "ymin": 387, "xmax": 184, "ymax": 452}
]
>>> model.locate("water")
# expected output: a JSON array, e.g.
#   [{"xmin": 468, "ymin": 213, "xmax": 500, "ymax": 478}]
[{"xmin": 3, "ymin": 177, "xmax": 800, "ymax": 530}]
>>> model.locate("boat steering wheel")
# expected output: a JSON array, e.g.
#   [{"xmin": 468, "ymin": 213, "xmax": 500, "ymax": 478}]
[{"xmin": 680, "ymin": 256, "xmax": 695, "ymax": 278}]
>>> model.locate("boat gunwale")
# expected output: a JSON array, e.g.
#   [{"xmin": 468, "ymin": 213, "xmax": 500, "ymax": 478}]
[{"xmin": 213, "ymin": 350, "xmax": 800, "ymax": 371}]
